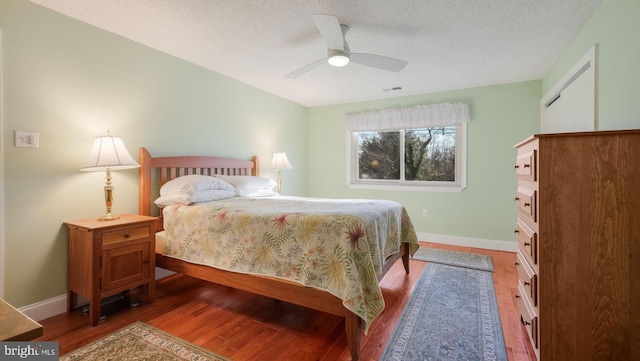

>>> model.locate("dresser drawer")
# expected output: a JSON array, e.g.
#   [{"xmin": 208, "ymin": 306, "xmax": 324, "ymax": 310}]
[
  {"xmin": 517, "ymin": 282, "xmax": 539, "ymax": 350},
  {"xmin": 516, "ymin": 251, "xmax": 538, "ymax": 307},
  {"xmin": 515, "ymin": 150, "xmax": 536, "ymax": 181},
  {"xmin": 515, "ymin": 187, "xmax": 537, "ymax": 222},
  {"xmin": 515, "ymin": 218, "xmax": 537, "ymax": 265},
  {"xmin": 102, "ymin": 226, "xmax": 150, "ymax": 247}
]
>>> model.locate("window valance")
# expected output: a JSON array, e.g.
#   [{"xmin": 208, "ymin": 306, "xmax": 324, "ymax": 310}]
[{"xmin": 346, "ymin": 102, "xmax": 469, "ymax": 131}]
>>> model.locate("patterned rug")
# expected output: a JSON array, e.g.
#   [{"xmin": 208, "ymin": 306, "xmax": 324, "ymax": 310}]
[
  {"xmin": 381, "ymin": 263, "xmax": 507, "ymax": 361},
  {"xmin": 60, "ymin": 321, "xmax": 230, "ymax": 361},
  {"xmin": 412, "ymin": 247, "xmax": 494, "ymax": 272}
]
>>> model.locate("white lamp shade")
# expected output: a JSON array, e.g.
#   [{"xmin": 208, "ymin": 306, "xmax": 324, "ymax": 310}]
[
  {"xmin": 270, "ymin": 152, "xmax": 293, "ymax": 170},
  {"xmin": 81, "ymin": 135, "xmax": 140, "ymax": 171}
]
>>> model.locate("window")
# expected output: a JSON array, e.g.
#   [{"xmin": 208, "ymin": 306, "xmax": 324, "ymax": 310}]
[{"xmin": 346, "ymin": 103, "xmax": 468, "ymax": 192}]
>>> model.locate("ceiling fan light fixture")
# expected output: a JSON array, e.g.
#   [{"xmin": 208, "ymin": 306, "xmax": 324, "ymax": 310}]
[
  {"xmin": 286, "ymin": 14, "xmax": 406, "ymax": 78},
  {"xmin": 328, "ymin": 50, "xmax": 349, "ymax": 67}
]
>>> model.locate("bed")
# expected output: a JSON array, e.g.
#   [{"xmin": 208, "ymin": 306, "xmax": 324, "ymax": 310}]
[{"xmin": 137, "ymin": 147, "xmax": 419, "ymax": 360}]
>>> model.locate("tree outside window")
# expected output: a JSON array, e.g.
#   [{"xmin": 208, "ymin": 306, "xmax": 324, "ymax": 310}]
[{"xmin": 357, "ymin": 127, "xmax": 456, "ymax": 182}]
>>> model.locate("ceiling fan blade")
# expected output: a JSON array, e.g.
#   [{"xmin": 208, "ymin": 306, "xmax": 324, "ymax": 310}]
[
  {"xmin": 313, "ymin": 14, "xmax": 344, "ymax": 50},
  {"xmin": 285, "ymin": 58, "xmax": 326, "ymax": 78},
  {"xmin": 350, "ymin": 53, "xmax": 408, "ymax": 72}
]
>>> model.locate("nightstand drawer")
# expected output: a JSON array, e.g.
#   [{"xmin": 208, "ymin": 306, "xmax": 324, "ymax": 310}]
[{"xmin": 102, "ymin": 226, "xmax": 150, "ymax": 246}]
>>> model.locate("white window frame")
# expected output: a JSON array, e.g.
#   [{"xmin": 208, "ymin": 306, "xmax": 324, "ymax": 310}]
[{"xmin": 346, "ymin": 103, "xmax": 468, "ymax": 192}]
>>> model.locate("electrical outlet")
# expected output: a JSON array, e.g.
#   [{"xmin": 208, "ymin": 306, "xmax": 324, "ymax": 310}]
[
  {"xmin": 422, "ymin": 209, "xmax": 429, "ymax": 217},
  {"xmin": 15, "ymin": 131, "xmax": 39, "ymax": 148}
]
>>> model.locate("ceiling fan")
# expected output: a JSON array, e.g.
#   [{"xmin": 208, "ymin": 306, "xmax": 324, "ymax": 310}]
[{"xmin": 285, "ymin": 14, "xmax": 408, "ymax": 78}]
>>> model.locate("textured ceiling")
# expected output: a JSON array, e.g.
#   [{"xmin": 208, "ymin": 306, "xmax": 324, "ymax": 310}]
[{"xmin": 30, "ymin": 0, "xmax": 601, "ymax": 107}]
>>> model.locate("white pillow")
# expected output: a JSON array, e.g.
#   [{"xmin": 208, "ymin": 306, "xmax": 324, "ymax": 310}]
[
  {"xmin": 215, "ymin": 175, "xmax": 277, "ymax": 193},
  {"xmin": 160, "ymin": 175, "xmax": 235, "ymax": 196},
  {"xmin": 238, "ymin": 188, "xmax": 280, "ymax": 197},
  {"xmin": 154, "ymin": 189, "xmax": 237, "ymax": 206}
]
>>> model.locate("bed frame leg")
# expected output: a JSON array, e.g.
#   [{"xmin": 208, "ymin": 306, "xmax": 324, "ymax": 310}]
[
  {"xmin": 402, "ymin": 242, "xmax": 410, "ymax": 274},
  {"xmin": 345, "ymin": 313, "xmax": 361, "ymax": 361}
]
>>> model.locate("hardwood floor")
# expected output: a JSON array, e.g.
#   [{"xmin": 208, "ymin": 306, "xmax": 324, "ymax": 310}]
[{"xmin": 36, "ymin": 242, "xmax": 537, "ymax": 360}]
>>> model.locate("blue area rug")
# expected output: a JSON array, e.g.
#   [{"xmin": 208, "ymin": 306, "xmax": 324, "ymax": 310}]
[
  {"xmin": 381, "ymin": 263, "xmax": 507, "ymax": 361},
  {"xmin": 412, "ymin": 247, "xmax": 494, "ymax": 272}
]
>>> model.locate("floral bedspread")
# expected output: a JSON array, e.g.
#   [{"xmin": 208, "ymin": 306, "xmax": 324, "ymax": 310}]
[{"xmin": 162, "ymin": 196, "xmax": 419, "ymax": 332}]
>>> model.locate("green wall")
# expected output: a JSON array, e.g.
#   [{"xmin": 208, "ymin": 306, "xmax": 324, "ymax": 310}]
[
  {"xmin": 0, "ymin": 0, "xmax": 307, "ymax": 307},
  {"xmin": 307, "ymin": 81, "xmax": 541, "ymax": 242}
]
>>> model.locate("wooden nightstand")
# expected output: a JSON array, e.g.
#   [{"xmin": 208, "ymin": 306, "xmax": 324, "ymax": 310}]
[{"xmin": 65, "ymin": 214, "xmax": 156, "ymax": 326}]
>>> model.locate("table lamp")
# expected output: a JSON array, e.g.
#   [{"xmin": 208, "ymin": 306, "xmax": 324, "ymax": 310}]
[
  {"xmin": 81, "ymin": 132, "xmax": 140, "ymax": 220},
  {"xmin": 270, "ymin": 152, "xmax": 293, "ymax": 193}
]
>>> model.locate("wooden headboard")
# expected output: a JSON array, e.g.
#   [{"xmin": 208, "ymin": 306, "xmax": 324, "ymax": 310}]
[{"xmin": 138, "ymin": 147, "xmax": 259, "ymax": 225}]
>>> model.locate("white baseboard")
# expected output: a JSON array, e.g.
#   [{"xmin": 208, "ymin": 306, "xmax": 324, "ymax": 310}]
[
  {"xmin": 417, "ymin": 232, "xmax": 518, "ymax": 253},
  {"xmin": 19, "ymin": 294, "xmax": 68, "ymax": 322}
]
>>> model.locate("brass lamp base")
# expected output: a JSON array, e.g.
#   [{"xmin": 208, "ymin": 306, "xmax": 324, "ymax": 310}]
[
  {"xmin": 98, "ymin": 168, "xmax": 119, "ymax": 221},
  {"xmin": 98, "ymin": 213, "xmax": 120, "ymax": 221},
  {"xmin": 277, "ymin": 170, "xmax": 283, "ymax": 194}
]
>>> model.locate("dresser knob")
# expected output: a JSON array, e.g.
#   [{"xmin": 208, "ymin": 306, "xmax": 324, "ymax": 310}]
[
  {"xmin": 514, "ymin": 197, "xmax": 520, "ymax": 201},
  {"xmin": 514, "ymin": 229, "xmax": 520, "ymax": 233},
  {"xmin": 524, "ymin": 202, "xmax": 530, "ymax": 207},
  {"xmin": 524, "ymin": 242, "xmax": 530, "ymax": 246},
  {"xmin": 514, "ymin": 165, "xmax": 520, "ymax": 169},
  {"xmin": 524, "ymin": 281, "xmax": 530, "ymax": 286},
  {"xmin": 524, "ymin": 164, "xmax": 530, "ymax": 168}
]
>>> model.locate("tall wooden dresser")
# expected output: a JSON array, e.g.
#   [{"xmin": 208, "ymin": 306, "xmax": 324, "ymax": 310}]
[{"xmin": 513, "ymin": 129, "xmax": 640, "ymax": 361}]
